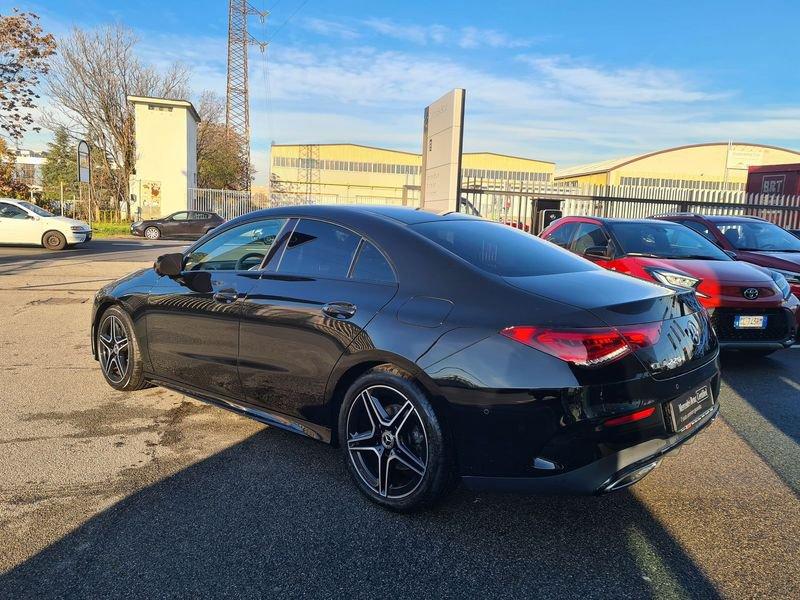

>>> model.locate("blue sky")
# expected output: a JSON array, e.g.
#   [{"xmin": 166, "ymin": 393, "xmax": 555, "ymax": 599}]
[{"xmin": 5, "ymin": 0, "xmax": 800, "ymax": 184}]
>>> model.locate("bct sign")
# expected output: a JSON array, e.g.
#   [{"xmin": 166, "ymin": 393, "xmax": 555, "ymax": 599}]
[{"xmin": 420, "ymin": 89, "xmax": 465, "ymax": 213}]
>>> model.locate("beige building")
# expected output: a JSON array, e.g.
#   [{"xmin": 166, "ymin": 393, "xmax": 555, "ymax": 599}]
[
  {"xmin": 555, "ymin": 142, "xmax": 800, "ymax": 190},
  {"xmin": 270, "ymin": 143, "xmax": 554, "ymax": 206},
  {"xmin": 128, "ymin": 96, "xmax": 200, "ymax": 219}
]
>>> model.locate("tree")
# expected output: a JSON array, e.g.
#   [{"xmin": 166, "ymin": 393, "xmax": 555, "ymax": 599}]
[
  {"xmin": 0, "ymin": 136, "xmax": 27, "ymax": 197},
  {"xmin": 45, "ymin": 25, "xmax": 189, "ymax": 218},
  {"xmin": 196, "ymin": 90, "xmax": 250, "ymax": 189},
  {"xmin": 0, "ymin": 10, "xmax": 55, "ymax": 140},
  {"xmin": 40, "ymin": 125, "xmax": 77, "ymax": 200}
]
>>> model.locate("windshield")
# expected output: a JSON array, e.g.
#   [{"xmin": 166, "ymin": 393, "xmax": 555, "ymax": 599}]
[
  {"xmin": 715, "ymin": 220, "xmax": 800, "ymax": 252},
  {"xmin": 609, "ymin": 221, "xmax": 731, "ymax": 260},
  {"xmin": 18, "ymin": 201, "xmax": 54, "ymax": 217},
  {"xmin": 411, "ymin": 219, "xmax": 599, "ymax": 277}
]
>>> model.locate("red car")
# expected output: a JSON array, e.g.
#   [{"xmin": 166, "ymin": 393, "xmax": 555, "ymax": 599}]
[
  {"xmin": 650, "ymin": 214, "xmax": 800, "ymax": 300},
  {"xmin": 541, "ymin": 216, "xmax": 799, "ymax": 355}
]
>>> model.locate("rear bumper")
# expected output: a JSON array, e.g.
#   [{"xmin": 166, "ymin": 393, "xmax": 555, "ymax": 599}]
[{"xmin": 462, "ymin": 402, "xmax": 719, "ymax": 495}]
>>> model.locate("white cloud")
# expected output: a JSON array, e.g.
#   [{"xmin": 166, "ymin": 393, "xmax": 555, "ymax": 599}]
[
  {"xmin": 301, "ymin": 18, "xmax": 360, "ymax": 40},
  {"xmin": 520, "ymin": 56, "xmax": 726, "ymax": 107}
]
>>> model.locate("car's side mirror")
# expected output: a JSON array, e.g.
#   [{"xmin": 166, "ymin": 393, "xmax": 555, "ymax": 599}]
[
  {"xmin": 26, "ymin": 215, "xmax": 36, "ymax": 220},
  {"xmin": 154, "ymin": 253, "xmax": 184, "ymax": 277},
  {"xmin": 583, "ymin": 246, "xmax": 610, "ymax": 260}
]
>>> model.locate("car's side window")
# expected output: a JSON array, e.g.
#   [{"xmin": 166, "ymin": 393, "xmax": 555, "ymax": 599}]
[
  {"xmin": 172, "ymin": 212, "xmax": 189, "ymax": 221},
  {"xmin": 682, "ymin": 220, "xmax": 714, "ymax": 241},
  {"xmin": 0, "ymin": 202, "xmax": 28, "ymax": 219},
  {"xmin": 543, "ymin": 222, "xmax": 578, "ymax": 248},
  {"xmin": 572, "ymin": 223, "xmax": 610, "ymax": 255},
  {"xmin": 184, "ymin": 218, "xmax": 287, "ymax": 272},
  {"xmin": 350, "ymin": 240, "xmax": 396, "ymax": 284},
  {"xmin": 277, "ymin": 219, "xmax": 360, "ymax": 279}
]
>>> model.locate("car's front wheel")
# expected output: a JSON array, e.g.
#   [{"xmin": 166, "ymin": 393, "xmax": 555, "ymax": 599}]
[
  {"xmin": 144, "ymin": 226, "xmax": 161, "ymax": 240},
  {"xmin": 42, "ymin": 230, "xmax": 67, "ymax": 250},
  {"xmin": 96, "ymin": 306, "xmax": 148, "ymax": 391},
  {"xmin": 338, "ymin": 365, "xmax": 454, "ymax": 512}
]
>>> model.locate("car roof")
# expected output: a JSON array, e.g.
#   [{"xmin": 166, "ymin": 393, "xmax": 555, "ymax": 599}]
[
  {"xmin": 702, "ymin": 215, "xmax": 769, "ymax": 223},
  {"xmin": 226, "ymin": 204, "xmax": 478, "ymax": 226},
  {"xmin": 555, "ymin": 216, "xmax": 682, "ymax": 226}
]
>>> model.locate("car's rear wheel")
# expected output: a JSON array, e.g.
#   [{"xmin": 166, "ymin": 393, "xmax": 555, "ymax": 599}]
[
  {"xmin": 144, "ymin": 226, "xmax": 161, "ymax": 240},
  {"xmin": 339, "ymin": 366, "xmax": 454, "ymax": 512},
  {"xmin": 97, "ymin": 306, "xmax": 148, "ymax": 391},
  {"xmin": 42, "ymin": 230, "xmax": 67, "ymax": 250}
]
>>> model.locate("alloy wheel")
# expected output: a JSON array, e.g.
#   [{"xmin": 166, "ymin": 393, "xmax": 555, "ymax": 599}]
[
  {"xmin": 98, "ymin": 314, "xmax": 130, "ymax": 384},
  {"xmin": 144, "ymin": 227, "xmax": 160, "ymax": 240},
  {"xmin": 346, "ymin": 385, "xmax": 428, "ymax": 499}
]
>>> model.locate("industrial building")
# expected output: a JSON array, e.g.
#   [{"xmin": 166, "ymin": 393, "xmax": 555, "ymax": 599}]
[
  {"xmin": 554, "ymin": 142, "xmax": 800, "ymax": 190},
  {"xmin": 269, "ymin": 143, "xmax": 555, "ymax": 205}
]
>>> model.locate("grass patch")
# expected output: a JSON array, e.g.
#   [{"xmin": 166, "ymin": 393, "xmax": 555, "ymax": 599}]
[{"xmin": 91, "ymin": 222, "xmax": 131, "ymax": 238}]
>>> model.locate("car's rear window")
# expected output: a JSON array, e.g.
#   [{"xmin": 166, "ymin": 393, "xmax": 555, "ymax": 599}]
[{"xmin": 411, "ymin": 219, "xmax": 599, "ymax": 277}]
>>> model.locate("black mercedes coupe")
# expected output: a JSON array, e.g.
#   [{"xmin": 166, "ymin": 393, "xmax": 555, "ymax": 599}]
[{"xmin": 92, "ymin": 206, "xmax": 720, "ymax": 511}]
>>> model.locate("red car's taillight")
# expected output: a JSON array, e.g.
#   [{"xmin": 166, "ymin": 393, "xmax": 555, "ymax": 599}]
[{"xmin": 500, "ymin": 323, "xmax": 661, "ymax": 368}]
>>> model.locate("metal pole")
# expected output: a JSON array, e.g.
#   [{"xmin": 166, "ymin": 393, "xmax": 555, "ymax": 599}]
[{"xmin": 60, "ymin": 180, "xmax": 64, "ymax": 216}]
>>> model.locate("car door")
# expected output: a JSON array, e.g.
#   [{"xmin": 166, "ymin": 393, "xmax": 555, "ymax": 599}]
[
  {"xmin": 162, "ymin": 212, "xmax": 189, "ymax": 238},
  {"xmin": 187, "ymin": 212, "xmax": 209, "ymax": 237},
  {"xmin": 0, "ymin": 202, "xmax": 39, "ymax": 244},
  {"xmin": 239, "ymin": 218, "xmax": 398, "ymax": 422},
  {"xmin": 146, "ymin": 217, "xmax": 288, "ymax": 399}
]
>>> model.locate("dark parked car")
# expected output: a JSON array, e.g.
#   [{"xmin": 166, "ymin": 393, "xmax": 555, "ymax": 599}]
[
  {"xmin": 541, "ymin": 216, "xmax": 798, "ymax": 354},
  {"xmin": 92, "ymin": 206, "xmax": 720, "ymax": 511},
  {"xmin": 130, "ymin": 211, "xmax": 224, "ymax": 240}
]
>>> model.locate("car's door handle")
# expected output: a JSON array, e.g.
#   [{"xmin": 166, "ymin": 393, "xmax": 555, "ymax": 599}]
[
  {"xmin": 213, "ymin": 289, "xmax": 238, "ymax": 304},
  {"xmin": 322, "ymin": 302, "xmax": 357, "ymax": 319}
]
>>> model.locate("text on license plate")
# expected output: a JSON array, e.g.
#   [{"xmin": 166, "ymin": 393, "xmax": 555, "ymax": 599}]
[
  {"xmin": 734, "ymin": 315, "xmax": 767, "ymax": 329},
  {"xmin": 668, "ymin": 383, "xmax": 715, "ymax": 433}
]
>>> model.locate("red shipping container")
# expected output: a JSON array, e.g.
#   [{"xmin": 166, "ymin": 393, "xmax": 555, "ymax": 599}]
[{"xmin": 746, "ymin": 163, "xmax": 800, "ymax": 195}]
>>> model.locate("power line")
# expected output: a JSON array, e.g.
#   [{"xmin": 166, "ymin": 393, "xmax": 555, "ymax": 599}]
[{"xmin": 268, "ymin": 0, "xmax": 311, "ymax": 42}]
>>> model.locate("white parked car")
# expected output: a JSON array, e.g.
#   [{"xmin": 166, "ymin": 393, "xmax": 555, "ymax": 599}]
[{"xmin": 0, "ymin": 198, "xmax": 92, "ymax": 250}]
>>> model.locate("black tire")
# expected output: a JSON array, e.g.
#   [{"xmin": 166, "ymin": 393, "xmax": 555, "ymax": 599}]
[
  {"xmin": 96, "ymin": 305, "xmax": 148, "ymax": 391},
  {"xmin": 42, "ymin": 230, "xmax": 67, "ymax": 250},
  {"xmin": 144, "ymin": 226, "xmax": 161, "ymax": 240},
  {"xmin": 338, "ymin": 365, "xmax": 454, "ymax": 512}
]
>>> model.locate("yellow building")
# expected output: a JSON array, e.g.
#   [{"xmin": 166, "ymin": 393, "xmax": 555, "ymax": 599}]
[
  {"xmin": 128, "ymin": 96, "xmax": 200, "ymax": 219},
  {"xmin": 270, "ymin": 143, "xmax": 554, "ymax": 206},
  {"xmin": 554, "ymin": 142, "xmax": 800, "ymax": 190}
]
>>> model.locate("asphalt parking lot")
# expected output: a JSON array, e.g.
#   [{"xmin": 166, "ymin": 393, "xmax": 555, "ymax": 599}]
[{"xmin": 0, "ymin": 239, "xmax": 798, "ymax": 599}]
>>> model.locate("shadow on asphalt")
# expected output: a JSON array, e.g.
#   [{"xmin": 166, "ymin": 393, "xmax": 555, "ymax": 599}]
[
  {"xmin": 1, "ymin": 427, "xmax": 720, "ymax": 599},
  {"xmin": 719, "ymin": 351, "xmax": 800, "ymax": 495},
  {"xmin": 0, "ymin": 240, "xmax": 188, "ymax": 277}
]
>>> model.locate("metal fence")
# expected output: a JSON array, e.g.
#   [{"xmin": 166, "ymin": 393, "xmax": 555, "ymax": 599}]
[{"xmin": 189, "ymin": 183, "xmax": 800, "ymax": 231}]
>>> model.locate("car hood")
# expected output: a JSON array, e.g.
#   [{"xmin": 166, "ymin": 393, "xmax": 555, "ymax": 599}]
[
  {"xmin": 46, "ymin": 216, "xmax": 90, "ymax": 229},
  {"xmin": 630, "ymin": 257, "xmax": 775, "ymax": 285},
  {"xmin": 740, "ymin": 251, "xmax": 800, "ymax": 271}
]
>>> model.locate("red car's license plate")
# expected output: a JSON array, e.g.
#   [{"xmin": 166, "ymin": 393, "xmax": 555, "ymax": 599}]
[{"xmin": 667, "ymin": 383, "xmax": 715, "ymax": 433}]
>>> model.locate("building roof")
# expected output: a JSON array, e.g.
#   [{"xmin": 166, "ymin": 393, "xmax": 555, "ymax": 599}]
[
  {"xmin": 270, "ymin": 143, "xmax": 553, "ymax": 164},
  {"xmin": 554, "ymin": 142, "xmax": 800, "ymax": 179},
  {"xmin": 127, "ymin": 95, "xmax": 201, "ymax": 122}
]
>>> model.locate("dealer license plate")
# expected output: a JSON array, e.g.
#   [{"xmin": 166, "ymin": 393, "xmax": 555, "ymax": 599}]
[
  {"xmin": 734, "ymin": 315, "xmax": 767, "ymax": 329},
  {"xmin": 667, "ymin": 383, "xmax": 715, "ymax": 433}
]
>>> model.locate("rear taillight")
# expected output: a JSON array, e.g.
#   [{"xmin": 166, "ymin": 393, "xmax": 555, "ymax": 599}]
[
  {"xmin": 500, "ymin": 323, "xmax": 661, "ymax": 368},
  {"xmin": 603, "ymin": 406, "xmax": 657, "ymax": 427}
]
